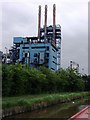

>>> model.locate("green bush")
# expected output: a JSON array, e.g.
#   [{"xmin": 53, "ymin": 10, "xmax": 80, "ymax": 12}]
[{"xmin": 2, "ymin": 64, "xmax": 85, "ymax": 96}]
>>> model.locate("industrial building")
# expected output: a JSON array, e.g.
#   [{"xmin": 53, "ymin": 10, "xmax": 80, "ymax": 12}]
[
  {"xmin": 0, "ymin": 51, "xmax": 3, "ymax": 63},
  {"xmin": 70, "ymin": 61, "xmax": 79, "ymax": 73},
  {"xmin": 13, "ymin": 4, "xmax": 61, "ymax": 71}
]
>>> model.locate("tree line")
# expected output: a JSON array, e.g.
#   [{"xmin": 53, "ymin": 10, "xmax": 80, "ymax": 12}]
[{"xmin": 2, "ymin": 64, "xmax": 88, "ymax": 96}]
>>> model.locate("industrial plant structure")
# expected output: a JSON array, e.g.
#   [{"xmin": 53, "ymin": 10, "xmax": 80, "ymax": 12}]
[
  {"xmin": 12, "ymin": 4, "xmax": 61, "ymax": 71},
  {"xmin": 70, "ymin": 61, "xmax": 79, "ymax": 73}
]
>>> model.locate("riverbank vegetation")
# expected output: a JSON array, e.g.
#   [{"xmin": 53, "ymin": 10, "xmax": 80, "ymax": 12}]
[
  {"xmin": 2, "ymin": 64, "xmax": 85, "ymax": 96},
  {"xmin": 2, "ymin": 92, "xmax": 89, "ymax": 109},
  {"xmin": 2, "ymin": 64, "xmax": 90, "ymax": 117}
]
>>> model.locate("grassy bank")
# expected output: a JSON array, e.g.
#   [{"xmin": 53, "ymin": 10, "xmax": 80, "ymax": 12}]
[{"xmin": 2, "ymin": 92, "xmax": 89, "ymax": 109}]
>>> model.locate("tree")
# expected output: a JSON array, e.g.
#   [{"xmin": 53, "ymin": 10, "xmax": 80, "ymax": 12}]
[
  {"xmin": 2, "ymin": 64, "xmax": 13, "ymax": 96},
  {"xmin": 82, "ymin": 75, "xmax": 90, "ymax": 91}
]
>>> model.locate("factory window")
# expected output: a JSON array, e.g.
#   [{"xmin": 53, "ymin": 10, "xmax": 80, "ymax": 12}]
[
  {"xmin": 51, "ymin": 68, "xmax": 55, "ymax": 70},
  {"xmin": 57, "ymin": 55, "xmax": 60, "ymax": 58},
  {"xmin": 52, "ymin": 61, "xmax": 56, "ymax": 64},
  {"xmin": 46, "ymin": 46, "xmax": 49, "ymax": 51},
  {"xmin": 52, "ymin": 49, "xmax": 55, "ymax": 52},
  {"xmin": 25, "ymin": 53, "xmax": 27, "ymax": 57},
  {"xmin": 53, "ymin": 56, "xmax": 56, "ymax": 59},
  {"xmin": 16, "ymin": 44, "xmax": 20, "ymax": 47},
  {"xmin": 34, "ymin": 53, "xmax": 37, "ymax": 57},
  {"xmin": 46, "ymin": 53, "xmax": 49, "ymax": 57},
  {"xmin": 22, "ymin": 47, "xmax": 29, "ymax": 49},
  {"xmin": 57, "ymin": 52, "xmax": 60, "ymax": 54},
  {"xmin": 32, "ymin": 46, "xmax": 45, "ymax": 49},
  {"xmin": 34, "ymin": 58, "xmax": 38, "ymax": 63},
  {"xmin": 21, "ymin": 41, "xmax": 23, "ymax": 44},
  {"xmin": 45, "ymin": 59, "xmax": 49, "ymax": 63}
]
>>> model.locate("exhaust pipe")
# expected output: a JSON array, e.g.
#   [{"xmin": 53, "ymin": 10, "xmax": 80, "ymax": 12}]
[
  {"xmin": 53, "ymin": 4, "xmax": 56, "ymax": 45},
  {"xmin": 38, "ymin": 5, "xmax": 41, "ymax": 41},
  {"xmin": 44, "ymin": 5, "xmax": 47, "ymax": 42}
]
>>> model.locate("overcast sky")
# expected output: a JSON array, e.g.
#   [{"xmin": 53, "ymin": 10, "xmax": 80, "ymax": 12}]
[{"xmin": 0, "ymin": 0, "xmax": 88, "ymax": 74}]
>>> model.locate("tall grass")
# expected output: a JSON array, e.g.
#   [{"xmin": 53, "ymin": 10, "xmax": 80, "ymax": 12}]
[{"xmin": 2, "ymin": 92, "xmax": 89, "ymax": 109}]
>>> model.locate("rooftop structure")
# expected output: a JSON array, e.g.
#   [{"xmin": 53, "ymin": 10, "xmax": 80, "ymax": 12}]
[{"xmin": 70, "ymin": 61, "xmax": 79, "ymax": 73}]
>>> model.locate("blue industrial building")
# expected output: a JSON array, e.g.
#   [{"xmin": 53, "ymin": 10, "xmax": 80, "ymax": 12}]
[{"xmin": 13, "ymin": 4, "xmax": 61, "ymax": 71}]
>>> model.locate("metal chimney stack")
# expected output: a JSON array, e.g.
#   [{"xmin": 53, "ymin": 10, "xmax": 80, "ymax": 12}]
[
  {"xmin": 44, "ymin": 5, "xmax": 47, "ymax": 42},
  {"xmin": 53, "ymin": 4, "xmax": 56, "ymax": 45},
  {"xmin": 38, "ymin": 5, "xmax": 41, "ymax": 41}
]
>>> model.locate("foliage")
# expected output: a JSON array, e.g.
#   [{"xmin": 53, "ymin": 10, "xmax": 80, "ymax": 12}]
[
  {"xmin": 2, "ymin": 92, "xmax": 89, "ymax": 109},
  {"xmin": 82, "ymin": 75, "xmax": 90, "ymax": 91},
  {"xmin": 2, "ymin": 64, "xmax": 85, "ymax": 96},
  {"xmin": 2, "ymin": 64, "xmax": 13, "ymax": 96}
]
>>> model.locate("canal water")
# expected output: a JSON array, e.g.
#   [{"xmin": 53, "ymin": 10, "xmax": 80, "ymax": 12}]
[{"xmin": 4, "ymin": 97, "xmax": 90, "ymax": 120}]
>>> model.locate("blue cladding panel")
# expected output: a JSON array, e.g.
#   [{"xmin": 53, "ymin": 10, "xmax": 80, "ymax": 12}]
[{"xmin": 13, "ymin": 37, "xmax": 27, "ymax": 44}]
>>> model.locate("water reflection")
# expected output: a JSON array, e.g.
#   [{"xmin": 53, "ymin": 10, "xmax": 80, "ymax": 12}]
[{"xmin": 4, "ymin": 97, "xmax": 90, "ymax": 120}]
